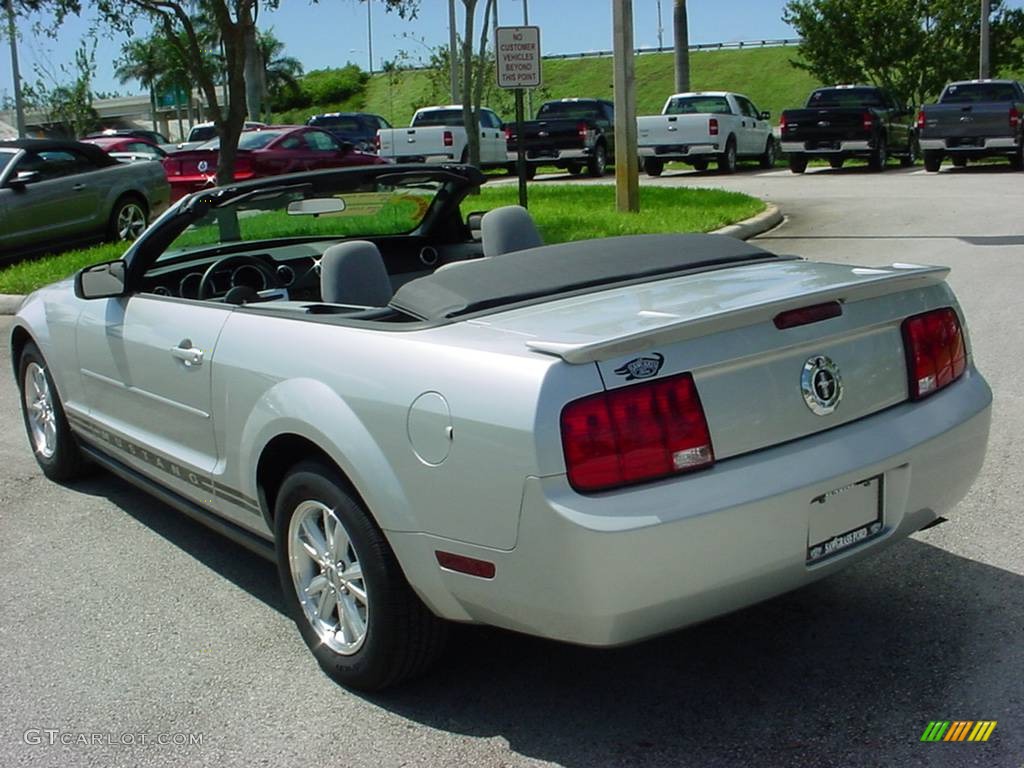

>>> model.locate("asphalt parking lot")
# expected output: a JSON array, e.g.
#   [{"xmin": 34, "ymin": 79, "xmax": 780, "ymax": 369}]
[{"xmin": 2, "ymin": 163, "xmax": 1022, "ymax": 768}]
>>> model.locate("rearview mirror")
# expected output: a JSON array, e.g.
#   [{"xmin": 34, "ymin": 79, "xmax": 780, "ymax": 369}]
[
  {"xmin": 287, "ymin": 197, "xmax": 346, "ymax": 216},
  {"xmin": 75, "ymin": 260, "xmax": 127, "ymax": 300},
  {"xmin": 8, "ymin": 170, "xmax": 40, "ymax": 189}
]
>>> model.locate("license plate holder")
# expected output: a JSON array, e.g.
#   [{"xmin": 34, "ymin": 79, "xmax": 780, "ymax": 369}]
[{"xmin": 807, "ymin": 475, "xmax": 883, "ymax": 563}]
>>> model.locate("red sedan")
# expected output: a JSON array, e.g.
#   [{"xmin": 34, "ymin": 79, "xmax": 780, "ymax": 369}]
[{"xmin": 162, "ymin": 125, "xmax": 388, "ymax": 201}]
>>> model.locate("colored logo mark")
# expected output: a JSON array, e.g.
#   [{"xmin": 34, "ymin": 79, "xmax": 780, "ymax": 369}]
[{"xmin": 920, "ymin": 721, "xmax": 997, "ymax": 742}]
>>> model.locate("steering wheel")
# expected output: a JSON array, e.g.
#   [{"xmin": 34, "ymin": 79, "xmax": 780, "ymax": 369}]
[{"xmin": 197, "ymin": 254, "xmax": 277, "ymax": 301}]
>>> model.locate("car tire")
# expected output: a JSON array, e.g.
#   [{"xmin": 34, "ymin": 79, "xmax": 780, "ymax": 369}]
[
  {"xmin": 900, "ymin": 136, "xmax": 919, "ymax": 167},
  {"xmin": 923, "ymin": 150, "xmax": 942, "ymax": 173},
  {"xmin": 869, "ymin": 136, "xmax": 888, "ymax": 171},
  {"xmin": 788, "ymin": 155, "xmax": 808, "ymax": 174},
  {"xmin": 566, "ymin": 163, "xmax": 583, "ymax": 175},
  {"xmin": 107, "ymin": 195, "xmax": 148, "ymax": 242},
  {"xmin": 718, "ymin": 138, "xmax": 737, "ymax": 174},
  {"xmin": 274, "ymin": 460, "xmax": 448, "ymax": 691},
  {"xmin": 759, "ymin": 137, "xmax": 777, "ymax": 169},
  {"xmin": 691, "ymin": 158, "xmax": 709, "ymax": 172},
  {"xmin": 587, "ymin": 143, "xmax": 607, "ymax": 177},
  {"xmin": 643, "ymin": 158, "xmax": 664, "ymax": 177},
  {"xmin": 829, "ymin": 158, "xmax": 844, "ymax": 169},
  {"xmin": 18, "ymin": 342, "xmax": 91, "ymax": 482},
  {"xmin": 951, "ymin": 156, "xmax": 967, "ymax": 168}
]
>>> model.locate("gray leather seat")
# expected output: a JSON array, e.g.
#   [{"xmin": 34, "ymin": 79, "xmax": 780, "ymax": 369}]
[
  {"xmin": 481, "ymin": 205, "xmax": 543, "ymax": 257},
  {"xmin": 320, "ymin": 241, "xmax": 393, "ymax": 306}
]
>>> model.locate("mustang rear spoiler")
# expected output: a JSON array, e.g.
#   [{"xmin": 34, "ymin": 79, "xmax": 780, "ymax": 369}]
[{"xmin": 526, "ymin": 263, "xmax": 950, "ymax": 365}]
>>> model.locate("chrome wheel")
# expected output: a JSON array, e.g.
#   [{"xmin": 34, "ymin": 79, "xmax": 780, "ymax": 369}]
[
  {"xmin": 288, "ymin": 500, "xmax": 369, "ymax": 655},
  {"xmin": 116, "ymin": 202, "xmax": 147, "ymax": 241},
  {"xmin": 23, "ymin": 362, "xmax": 57, "ymax": 459}
]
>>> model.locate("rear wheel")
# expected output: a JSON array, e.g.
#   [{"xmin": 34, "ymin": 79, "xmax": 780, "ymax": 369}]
[
  {"xmin": 275, "ymin": 460, "xmax": 448, "ymax": 691},
  {"xmin": 643, "ymin": 158, "xmax": 664, "ymax": 177},
  {"xmin": 788, "ymin": 155, "xmax": 808, "ymax": 174},
  {"xmin": 586, "ymin": 143, "xmax": 607, "ymax": 177},
  {"xmin": 868, "ymin": 136, "xmax": 888, "ymax": 171},
  {"xmin": 18, "ymin": 342, "xmax": 91, "ymax": 482},
  {"xmin": 828, "ymin": 157, "xmax": 845, "ymax": 169},
  {"xmin": 759, "ymin": 137, "xmax": 777, "ymax": 169},
  {"xmin": 718, "ymin": 138, "xmax": 737, "ymax": 174},
  {"xmin": 923, "ymin": 150, "xmax": 943, "ymax": 173},
  {"xmin": 107, "ymin": 196, "xmax": 148, "ymax": 242}
]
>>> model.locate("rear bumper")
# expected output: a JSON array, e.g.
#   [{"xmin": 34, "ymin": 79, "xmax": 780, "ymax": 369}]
[
  {"xmin": 638, "ymin": 143, "xmax": 719, "ymax": 160},
  {"xmin": 391, "ymin": 368, "xmax": 991, "ymax": 646},
  {"xmin": 919, "ymin": 137, "xmax": 1019, "ymax": 152},
  {"xmin": 782, "ymin": 140, "xmax": 872, "ymax": 155},
  {"xmin": 507, "ymin": 147, "xmax": 593, "ymax": 164}
]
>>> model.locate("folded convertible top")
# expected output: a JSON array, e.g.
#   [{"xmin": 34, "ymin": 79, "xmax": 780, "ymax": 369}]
[{"xmin": 389, "ymin": 233, "xmax": 778, "ymax": 321}]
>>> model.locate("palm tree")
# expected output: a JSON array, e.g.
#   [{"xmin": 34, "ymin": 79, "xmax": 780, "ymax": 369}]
[
  {"xmin": 259, "ymin": 28, "xmax": 303, "ymax": 115},
  {"xmin": 114, "ymin": 38, "xmax": 162, "ymax": 132}
]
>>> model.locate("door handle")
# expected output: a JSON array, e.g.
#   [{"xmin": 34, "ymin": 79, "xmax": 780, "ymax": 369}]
[
  {"xmin": 72, "ymin": 183, "xmax": 86, "ymax": 191},
  {"xmin": 170, "ymin": 339, "xmax": 204, "ymax": 368}
]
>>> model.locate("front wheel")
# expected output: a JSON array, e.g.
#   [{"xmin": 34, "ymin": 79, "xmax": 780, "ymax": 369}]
[
  {"xmin": 643, "ymin": 158, "xmax": 664, "ymax": 177},
  {"xmin": 829, "ymin": 158, "xmax": 845, "ymax": 169},
  {"xmin": 900, "ymin": 136, "xmax": 919, "ymax": 167},
  {"xmin": 951, "ymin": 156, "xmax": 967, "ymax": 168},
  {"xmin": 788, "ymin": 155, "xmax": 808, "ymax": 174},
  {"xmin": 718, "ymin": 139, "xmax": 737, "ymax": 174},
  {"xmin": 869, "ymin": 137, "xmax": 888, "ymax": 171},
  {"xmin": 275, "ymin": 460, "xmax": 448, "ymax": 691},
  {"xmin": 759, "ymin": 137, "xmax": 777, "ymax": 169},
  {"xmin": 18, "ymin": 342, "xmax": 91, "ymax": 482},
  {"xmin": 566, "ymin": 163, "xmax": 583, "ymax": 175},
  {"xmin": 587, "ymin": 143, "xmax": 607, "ymax": 177},
  {"xmin": 923, "ymin": 150, "xmax": 942, "ymax": 173}
]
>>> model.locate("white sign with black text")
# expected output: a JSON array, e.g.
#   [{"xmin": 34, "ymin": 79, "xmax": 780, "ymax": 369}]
[{"xmin": 496, "ymin": 26, "xmax": 541, "ymax": 89}]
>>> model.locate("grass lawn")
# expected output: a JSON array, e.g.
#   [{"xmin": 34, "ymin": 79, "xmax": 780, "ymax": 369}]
[{"xmin": 0, "ymin": 185, "xmax": 763, "ymax": 296}]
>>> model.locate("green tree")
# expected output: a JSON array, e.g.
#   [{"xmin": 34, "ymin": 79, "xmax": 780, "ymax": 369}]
[
  {"xmin": 23, "ymin": 38, "xmax": 99, "ymax": 136},
  {"xmin": 259, "ymin": 28, "xmax": 303, "ymax": 114},
  {"xmin": 784, "ymin": 0, "xmax": 1024, "ymax": 108}
]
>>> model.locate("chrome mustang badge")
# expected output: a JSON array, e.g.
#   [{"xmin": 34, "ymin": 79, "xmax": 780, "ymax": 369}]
[
  {"xmin": 197, "ymin": 160, "xmax": 209, "ymax": 173},
  {"xmin": 614, "ymin": 353, "xmax": 664, "ymax": 381},
  {"xmin": 801, "ymin": 355, "xmax": 843, "ymax": 415}
]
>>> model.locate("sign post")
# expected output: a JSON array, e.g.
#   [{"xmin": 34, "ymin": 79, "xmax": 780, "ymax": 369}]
[{"xmin": 496, "ymin": 25, "xmax": 541, "ymax": 209}]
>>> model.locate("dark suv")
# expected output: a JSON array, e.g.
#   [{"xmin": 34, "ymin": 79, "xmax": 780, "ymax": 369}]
[{"xmin": 305, "ymin": 113, "xmax": 391, "ymax": 153}]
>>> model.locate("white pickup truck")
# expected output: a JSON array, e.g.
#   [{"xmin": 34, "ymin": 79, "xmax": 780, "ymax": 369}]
[
  {"xmin": 376, "ymin": 105, "xmax": 508, "ymax": 168},
  {"xmin": 637, "ymin": 91, "xmax": 777, "ymax": 175}
]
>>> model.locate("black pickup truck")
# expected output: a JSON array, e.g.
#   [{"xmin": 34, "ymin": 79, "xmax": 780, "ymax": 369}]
[
  {"xmin": 504, "ymin": 98, "xmax": 614, "ymax": 178},
  {"xmin": 918, "ymin": 79, "xmax": 1024, "ymax": 172},
  {"xmin": 780, "ymin": 85, "xmax": 916, "ymax": 173}
]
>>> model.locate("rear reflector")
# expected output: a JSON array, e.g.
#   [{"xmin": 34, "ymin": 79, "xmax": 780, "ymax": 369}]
[
  {"xmin": 774, "ymin": 301, "xmax": 843, "ymax": 329},
  {"xmin": 560, "ymin": 372, "xmax": 714, "ymax": 493},
  {"xmin": 901, "ymin": 308, "xmax": 966, "ymax": 400},
  {"xmin": 435, "ymin": 551, "xmax": 495, "ymax": 579}
]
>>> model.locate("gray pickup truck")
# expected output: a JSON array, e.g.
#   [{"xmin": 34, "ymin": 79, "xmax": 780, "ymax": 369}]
[
  {"xmin": 0, "ymin": 138, "xmax": 169, "ymax": 261},
  {"xmin": 918, "ymin": 79, "xmax": 1024, "ymax": 172}
]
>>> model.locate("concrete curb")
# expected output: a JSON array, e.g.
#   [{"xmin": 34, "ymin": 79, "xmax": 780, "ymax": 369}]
[
  {"xmin": 0, "ymin": 203, "xmax": 784, "ymax": 316},
  {"xmin": 711, "ymin": 202, "xmax": 783, "ymax": 241}
]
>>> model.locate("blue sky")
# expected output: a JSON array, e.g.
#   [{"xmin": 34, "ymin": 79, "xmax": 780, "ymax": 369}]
[{"xmin": 3, "ymin": 0, "xmax": 1023, "ymax": 98}]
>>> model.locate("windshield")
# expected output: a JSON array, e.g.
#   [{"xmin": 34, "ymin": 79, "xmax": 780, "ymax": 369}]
[
  {"xmin": 198, "ymin": 131, "xmax": 285, "ymax": 151},
  {"xmin": 310, "ymin": 116, "xmax": 368, "ymax": 132},
  {"xmin": 412, "ymin": 109, "xmax": 464, "ymax": 127},
  {"xmin": 162, "ymin": 177, "xmax": 442, "ymax": 260},
  {"xmin": 536, "ymin": 102, "xmax": 605, "ymax": 120},
  {"xmin": 941, "ymin": 82, "xmax": 1020, "ymax": 103},
  {"xmin": 665, "ymin": 96, "xmax": 732, "ymax": 115},
  {"xmin": 806, "ymin": 88, "xmax": 886, "ymax": 108},
  {"xmin": 188, "ymin": 125, "xmax": 217, "ymax": 142}
]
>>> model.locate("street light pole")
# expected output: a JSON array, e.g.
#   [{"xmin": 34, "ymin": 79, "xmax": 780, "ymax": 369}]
[
  {"xmin": 657, "ymin": 0, "xmax": 664, "ymax": 50},
  {"xmin": 448, "ymin": 0, "xmax": 458, "ymax": 103},
  {"xmin": 4, "ymin": 0, "xmax": 26, "ymax": 137},
  {"xmin": 979, "ymin": 0, "xmax": 991, "ymax": 79},
  {"xmin": 366, "ymin": 0, "xmax": 373, "ymax": 75}
]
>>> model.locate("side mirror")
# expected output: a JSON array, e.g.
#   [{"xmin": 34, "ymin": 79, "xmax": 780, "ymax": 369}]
[
  {"xmin": 75, "ymin": 260, "xmax": 127, "ymax": 300},
  {"xmin": 338, "ymin": 140, "xmax": 354, "ymax": 153},
  {"xmin": 8, "ymin": 170, "xmax": 40, "ymax": 189},
  {"xmin": 760, "ymin": 111, "xmax": 771, "ymax": 120}
]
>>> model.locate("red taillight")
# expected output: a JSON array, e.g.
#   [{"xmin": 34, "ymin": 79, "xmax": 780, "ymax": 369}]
[
  {"xmin": 560, "ymin": 372, "xmax": 714, "ymax": 493},
  {"xmin": 504, "ymin": 126, "xmax": 513, "ymax": 141},
  {"xmin": 862, "ymin": 111, "xmax": 874, "ymax": 132},
  {"xmin": 577, "ymin": 121, "xmax": 588, "ymax": 140},
  {"xmin": 709, "ymin": 117, "xmax": 719, "ymax": 136},
  {"xmin": 233, "ymin": 157, "xmax": 253, "ymax": 178},
  {"xmin": 1010, "ymin": 106, "xmax": 1020, "ymax": 130},
  {"xmin": 163, "ymin": 159, "xmax": 181, "ymax": 176},
  {"xmin": 916, "ymin": 110, "xmax": 926, "ymax": 131},
  {"xmin": 443, "ymin": 130, "xmax": 453, "ymax": 147},
  {"xmin": 435, "ymin": 551, "xmax": 495, "ymax": 579},
  {"xmin": 901, "ymin": 308, "xmax": 967, "ymax": 401},
  {"xmin": 779, "ymin": 114, "xmax": 788, "ymax": 132},
  {"xmin": 774, "ymin": 301, "xmax": 843, "ymax": 329},
  {"xmin": 374, "ymin": 133, "xmax": 381, "ymax": 151}
]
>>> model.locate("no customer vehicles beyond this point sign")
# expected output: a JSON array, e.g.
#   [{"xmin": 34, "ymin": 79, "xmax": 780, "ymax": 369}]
[{"xmin": 496, "ymin": 26, "xmax": 541, "ymax": 89}]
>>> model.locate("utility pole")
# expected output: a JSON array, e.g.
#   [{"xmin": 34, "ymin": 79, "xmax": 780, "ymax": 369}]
[
  {"xmin": 4, "ymin": 0, "xmax": 26, "ymax": 137},
  {"xmin": 657, "ymin": 0, "xmax": 664, "ymax": 50},
  {"xmin": 980, "ymin": 0, "xmax": 991, "ymax": 79},
  {"xmin": 448, "ymin": 0, "xmax": 459, "ymax": 103},
  {"xmin": 612, "ymin": 0, "xmax": 639, "ymax": 212},
  {"xmin": 366, "ymin": 0, "xmax": 374, "ymax": 75}
]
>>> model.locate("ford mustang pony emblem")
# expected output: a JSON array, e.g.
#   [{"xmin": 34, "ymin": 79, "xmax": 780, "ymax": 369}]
[
  {"xmin": 801, "ymin": 355, "xmax": 843, "ymax": 415},
  {"xmin": 197, "ymin": 160, "xmax": 209, "ymax": 173},
  {"xmin": 614, "ymin": 353, "xmax": 665, "ymax": 381}
]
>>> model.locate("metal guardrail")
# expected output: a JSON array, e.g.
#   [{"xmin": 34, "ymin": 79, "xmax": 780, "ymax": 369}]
[{"xmin": 544, "ymin": 38, "xmax": 802, "ymax": 61}]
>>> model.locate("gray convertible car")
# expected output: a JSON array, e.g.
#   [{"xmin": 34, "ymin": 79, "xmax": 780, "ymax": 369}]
[
  {"xmin": 0, "ymin": 138, "xmax": 169, "ymax": 260},
  {"xmin": 11, "ymin": 164, "xmax": 991, "ymax": 690}
]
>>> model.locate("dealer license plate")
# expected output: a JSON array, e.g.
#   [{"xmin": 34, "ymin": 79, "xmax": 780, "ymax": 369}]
[{"xmin": 807, "ymin": 475, "xmax": 884, "ymax": 563}]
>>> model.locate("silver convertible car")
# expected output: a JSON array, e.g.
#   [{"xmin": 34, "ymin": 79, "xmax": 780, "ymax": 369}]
[{"xmin": 11, "ymin": 165, "xmax": 991, "ymax": 690}]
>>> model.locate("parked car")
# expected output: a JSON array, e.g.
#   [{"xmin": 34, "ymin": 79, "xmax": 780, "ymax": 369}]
[
  {"xmin": 504, "ymin": 98, "xmax": 614, "ymax": 177},
  {"xmin": 375, "ymin": 105, "xmax": 508, "ymax": 169},
  {"xmin": 84, "ymin": 127, "xmax": 171, "ymax": 146},
  {"xmin": 168, "ymin": 120, "xmax": 268, "ymax": 153},
  {"xmin": 0, "ymin": 138, "xmax": 169, "ymax": 260},
  {"xmin": 780, "ymin": 85, "xmax": 917, "ymax": 173},
  {"xmin": 637, "ymin": 91, "xmax": 776, "ymax": 176},
  {"xmin": 306, "ymin": 112, "xmax": 391, "ymax": 153},
  {"xmin": 82, "ymin": 135, "xmax": 168, "ymax": 163},
  {"xmin": 11, "ymin": 164, "xmax": 991, "ymax": 691},
  {"xmin": 162, "ymin": 125, "xmax": 387, "ymax": 200},
  {"xmin": 917, "ymin": 79, "xmax": 1024, "ymax": 172}
]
